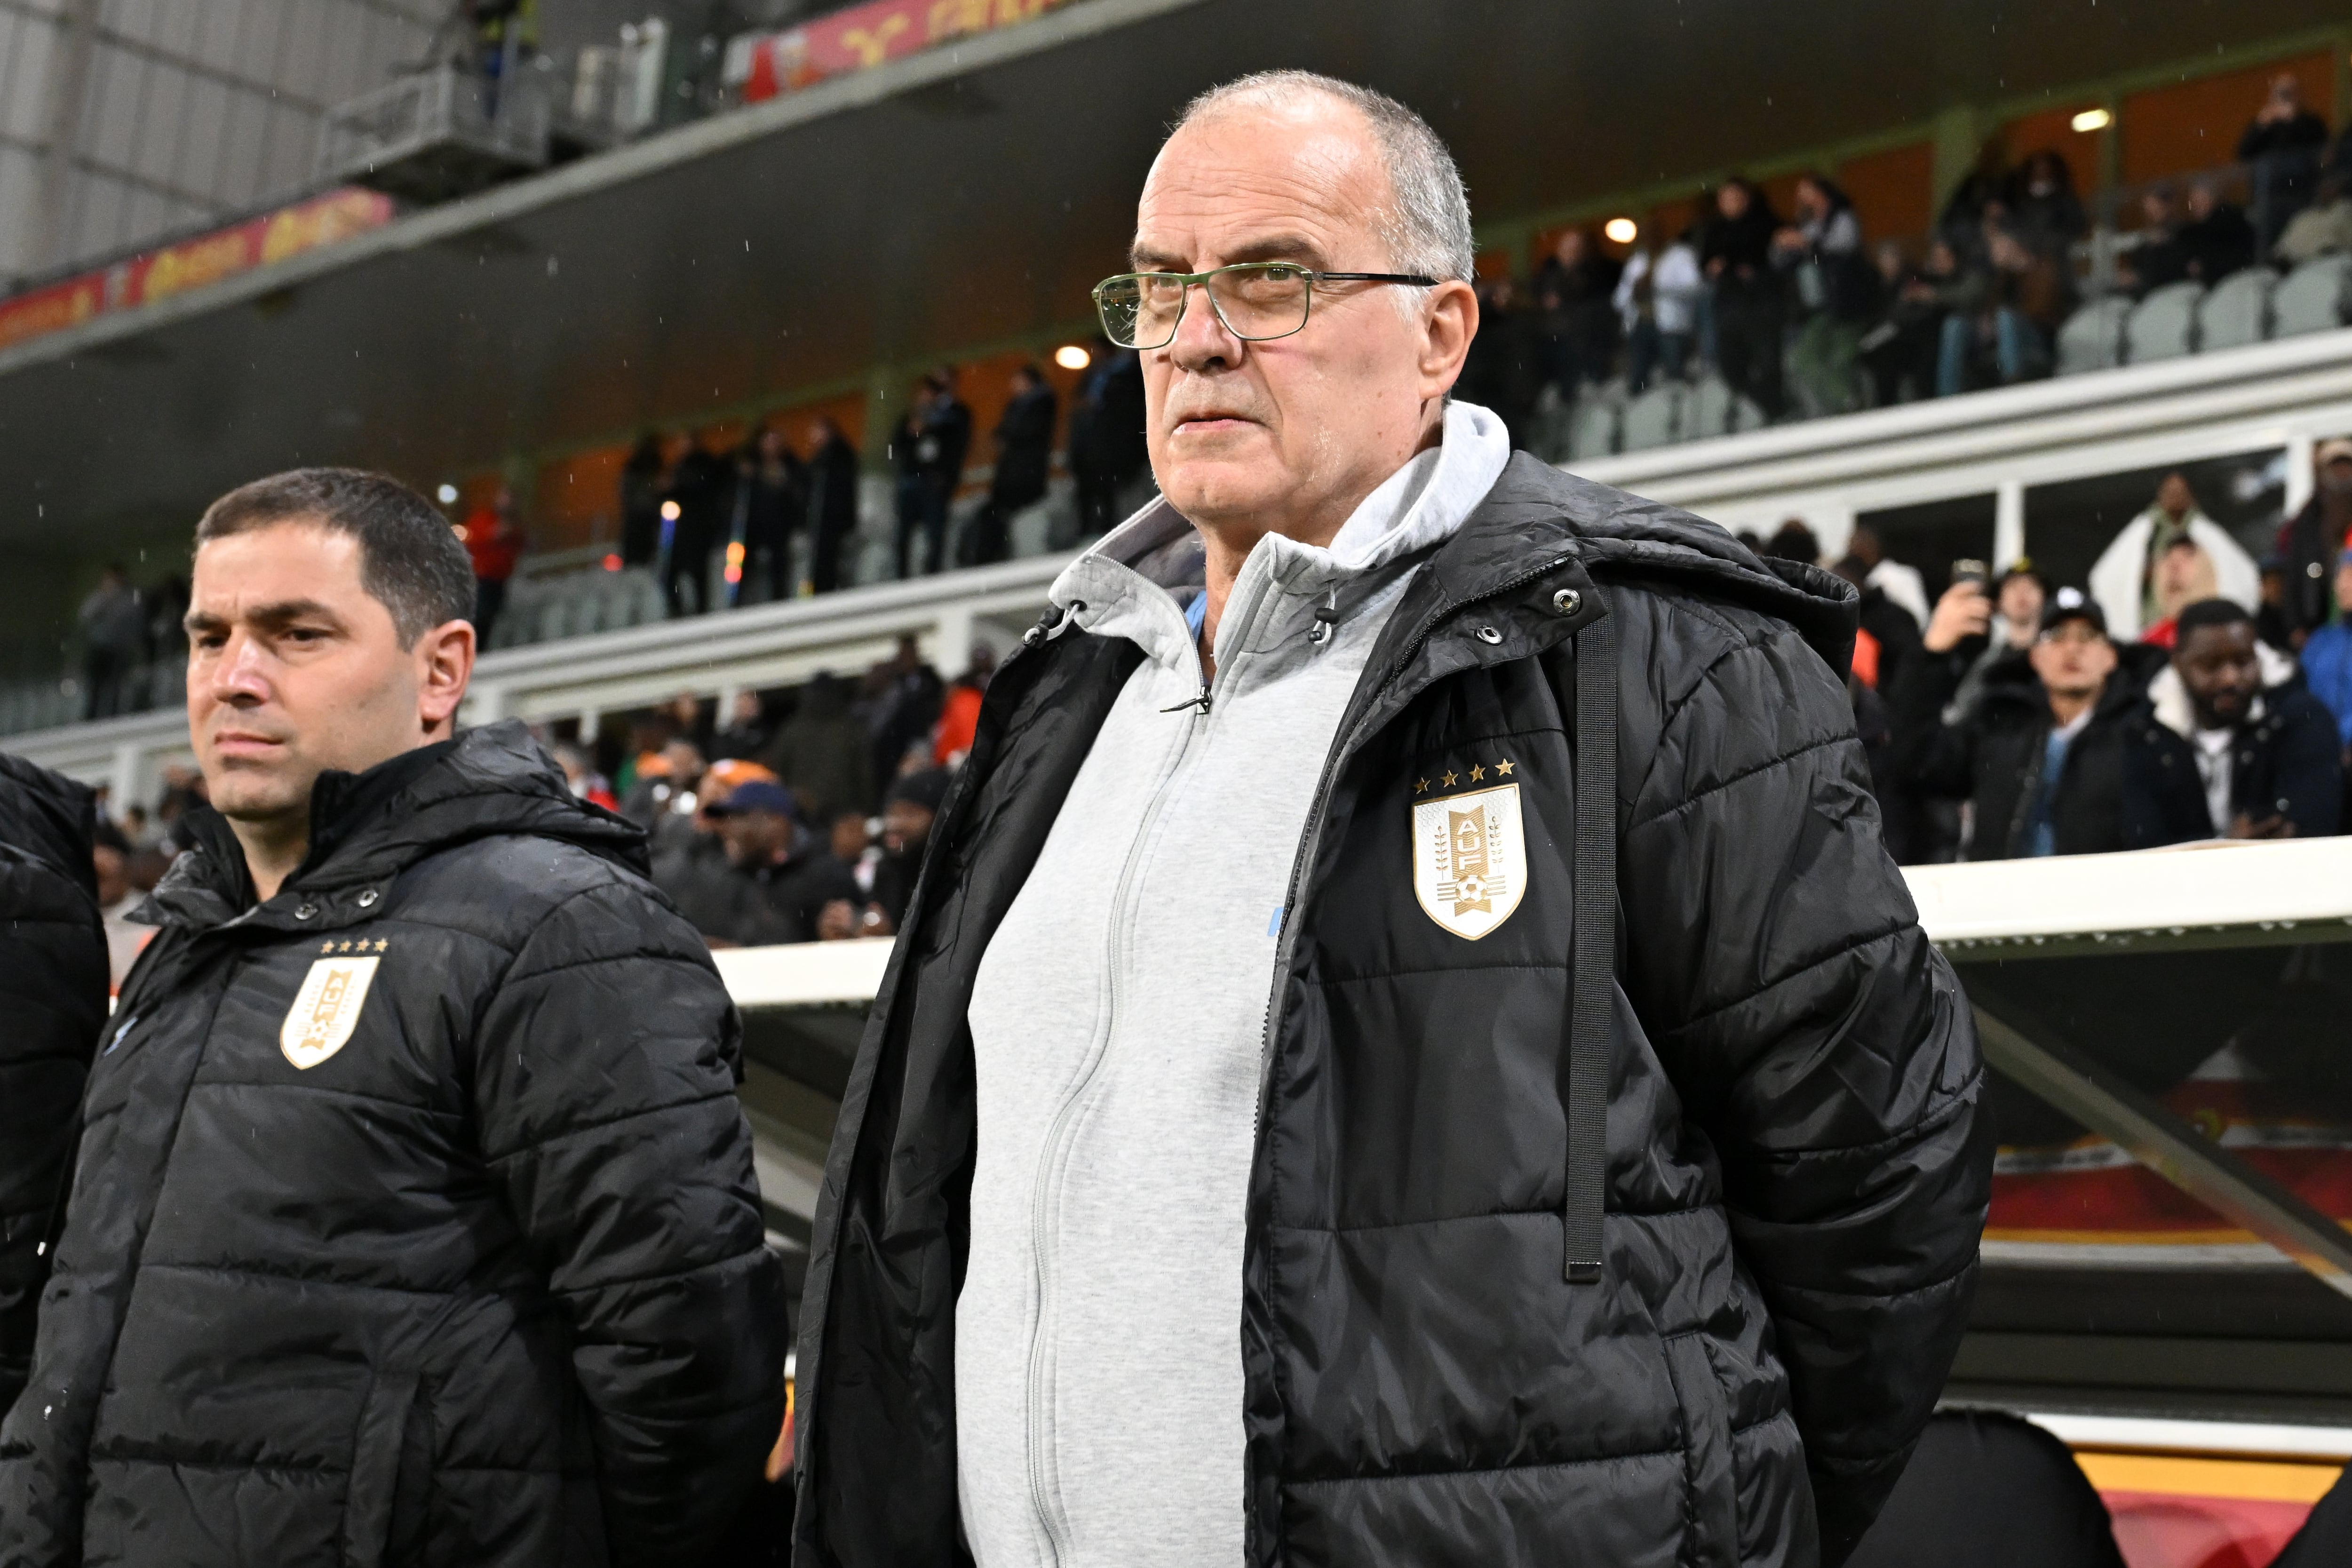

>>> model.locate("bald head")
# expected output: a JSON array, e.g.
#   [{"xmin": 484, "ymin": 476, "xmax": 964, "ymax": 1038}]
[{"xmin": 1166, "ymin": 71, "xmax": 1475, "ymax": 285}]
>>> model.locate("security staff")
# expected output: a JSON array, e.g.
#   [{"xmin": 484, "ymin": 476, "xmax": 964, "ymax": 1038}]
[{"xmin": 0, "ymin": 469, "xmax": 784, "ymax": 1566}]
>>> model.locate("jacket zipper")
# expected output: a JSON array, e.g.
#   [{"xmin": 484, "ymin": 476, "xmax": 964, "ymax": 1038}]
[{"xmin": 1022, "ymin": 563, "xmax": 1281, "ymax": 1564}]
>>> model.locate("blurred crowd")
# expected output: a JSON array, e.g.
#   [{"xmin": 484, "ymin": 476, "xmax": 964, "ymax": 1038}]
[
  {"xmin": 1459, "ymin": 72, "xmax": 2352, "ymax": 446},
  {"xmin": 1787, "ymin": 440, "xmax": 2352, "ymax": 867}
]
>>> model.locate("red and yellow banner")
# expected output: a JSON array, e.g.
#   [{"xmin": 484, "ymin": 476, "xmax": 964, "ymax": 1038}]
[
  {"xmin": 738, "ymin": 0, "xmax": 1073, "ymax": 102},
  {"xmin": 0, "ymin": 186, "xmax": 394, "ymax": 355}
]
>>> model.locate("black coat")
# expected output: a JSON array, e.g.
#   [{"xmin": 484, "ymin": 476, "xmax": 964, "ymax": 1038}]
[
  {"xmin": 2133, "ymin": 685, "xmax": 2345, "ymax": 842},
  {"xmin": 990, "ymin": 382, "xmax": 1058, "ymax": 505},
  {"xmin": 1892, "ymin": 651, "xmax": 2147, "ymax": 859},
  {"xmin": 0, "ymin": 756, "xmax": 108, "ymax": 1420},
  {"xmin": 794, "ymin": 457, "xmax": 1989, "ymax": 1568},
  {"xmin": 0, "ymin": 724, "xmax": 785, "ymax": 1566}
]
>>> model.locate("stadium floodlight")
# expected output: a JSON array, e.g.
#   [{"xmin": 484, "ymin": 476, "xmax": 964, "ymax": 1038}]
[
  {"xmin": 436, "ymin": 483, "xmax": 460, "ymax": 503},
  {"xmin": 661, "ymin": 500, "xmax": 681, "ymax": 521},
  {"xmin": 1055, "ymin": 344, "xmax": 1092, "ymax": 371},
  {"xmin": 1602, "ymin": 216, "xmax": 1638, "ymax": 244},
  {"xmin": 2071, "ymin": 107, "xmax": 2113, "ymax": 133}
]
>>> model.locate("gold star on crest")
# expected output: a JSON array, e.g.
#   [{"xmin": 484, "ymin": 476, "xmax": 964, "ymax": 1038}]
[
  {"xmin": 1469, "ymin": 764, "xmax": 1486, "ymax": 782},
  {"xmin": 374, "ymin": 939, "xmax": 389, "ymax": 952},
  {"xmin": 1440, "ymin": 770, "xmax": 1459, "ymax": 788},
  {"xmin": 337, "ymin": 940, "xmax": 353, "ymax": 953},
  {"xmin": 1414, "ymin": 778, "xmax": 1429, "ymax": 794},
  {"xmin": 319, "ymin": 941, "xmax": 334, "ymax": 954},
  {"xmin": 1495, "ymin": 759, "xmax": 1515, "ymax": 776}
]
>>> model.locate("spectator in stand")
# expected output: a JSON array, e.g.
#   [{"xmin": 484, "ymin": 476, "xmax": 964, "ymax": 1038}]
[
  {"xmin": 2272, "ymin": 437, "xmax": 2352, "ymax": 645},
  {"xmin": 665, "ymin": 429, "xmax": 733, "ymax": 615},
  {"xmin": 918, "ymin": 367, "xmax": 974, "ymax": 574},
  {"xmin": 763, "ymin": 669, "xmax": 874, "ymax": 824},
  {"xmin": 932, "ymin": 646, "xmax": 994, "ymax": 767},
  {"xmin": 1944, "ymin": 565, "xmax": 2048, "ymax": 726},
  {"xmin": 2137, "ymin": 598, "xmax": 2342, "ymax": 841},
  {"xmin": 1860, "ymin": 240, "xmax": 1945, "ymax": 406},
  {"xmin": 1777, "ymin": 173, "xmax": 1875, "ymax": 417},
  {"xmin": 1761, "ymin": 517, "xmax": 1821, "ymax": 568},
  {"xmin": 1978, "ymin": 207, "xmax": 2069, "ymax": 383},
  {"xmin": 972, "ymin": 363, "xmax": 1057, "ymax": 566},
  {"xmin": 2298, "ymin": 548, "xmax": 2352, "ymax": 761},
  {"xmin": 144, "ymin": 573, "xmax": 189, "ymax": 672},
  {"xmin": 459, "ymin": 486, "xmax": 522, "ymax": 646},
  {"xmin": 1896, "ymin": 588, "xmax": 2140, "ymax": 859},
  {"xmin": 813, "ymin": 810, "xmax": 890, "ymax": 942},
  {"xmin": 1830, "ymin": 544, "xmax": 1926, "ymax": 863},
  {"xmin": 1458, "ymin": 276, "xmax": 1544, "ymax": 445},
  {"xmin": 1702, "ymin": 178, "xmax": 1786, "ymax": 418},
  {"xmin": 2119, "ymin": 184, "xmax": 2191, "ymax": 295},
  {"xmin": 711, "ymin": 688, "xmax": 771, "ymax": 761},
  {"xmin": 551, "ymin": 740, "xmax": 620, "ymax": 812},
  {"xmin": 864, "ymin": 632, "xmax": 945, "ymax": 786},
  {"xmin": 2136, "ymin": 535, "xmax": 2222, "ymax": 648},
  {"xmin": 893, "ymin": 376, "xmax": 940, "ymax": 578},
  {"xmin": 1937, "ymin": 152, "xmax": 2008, "ymax": 267},
  {"xmin": 1066, "ymin": 339, "xmax": 1149, "ymax": 537},
  {"xmin": 1848, "ymin": 522, "xmax": 1931, "ymax": 630},
  {"xmin": 90, "ymin": 828, "xmax": 154, "ymax": 989},
  {"xmin": 740, "ymin": 423, "xmax": 807, "ymax": 603},
  {"xmin": 619, "ymin": 431, "xmax": 668, "ymax": 568},
  {"xmin": 622, "ymin": 738, "xmax": 707, "ymax": 858},
  {"xmin": 2089, "ymin": 470, "xmax": 2262, "ymax": 643},
  {"xmin": 2240, "ymin": 72, "xmax": 2332, "ymax": 249},
  {"xmin": 2179, "ymin": 176, "xmax": 2258, "ymax": 285},
  {"xmin": 2004, "ymin": 149, "xmax": 2089, "ymax": 260},
  {"xmin": 866, "ymin": 767, "xmax": 947, "ymax": 932},
  {"xmin": 1613, "ymin": 223, "xmax": 1705, "ymax": 393},
  {"xmin": 651, "ymin": 757, "xmax": 779, "ymax": 940},
  {"xmin": 1533, "ymin": 227, "xmax": 1621, "ymax": 397},
  {"xmin": 692, "ymin": 781, "xmax": 861, "ymax": 948},
  {"xmin": 808, "ymin": 414, "xmax": 860, "ymax": 593},
  {"xmin": 1921, "ymin": 237, "xmax": 1994, "ymax": 396},
  {"xmin": 2275, "ymin": 174, "xmax": 2352, "ymax": 266},
  {"xmin": 76, "ymin": 565, "xmax": 144, "ymax": 720}
]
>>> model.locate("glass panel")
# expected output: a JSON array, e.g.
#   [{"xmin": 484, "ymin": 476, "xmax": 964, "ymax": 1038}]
[{"xmin": 2022, "ymin": 449, "xmax": 2285, "ymax": 593}]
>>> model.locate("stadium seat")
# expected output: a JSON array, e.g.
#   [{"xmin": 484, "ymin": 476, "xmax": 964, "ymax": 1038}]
[
  {"xmin": 2196, "ymin": 268, "xmax": 2274, "ymax": 351},
  {"xmin": 2272, "ymin": 254, "xmax": 2352, "ymax": 338},
  {"xmin": 1619, "ymin": 384, "xmax": 1684, "ymax": 452},
  {"xmin": 2056, "ymin": 297, "xmax": 2131, "ymax": 375},
  {"xmin": 2124, "ymin": 280, "xmax": 2202, "ymax": 364}
]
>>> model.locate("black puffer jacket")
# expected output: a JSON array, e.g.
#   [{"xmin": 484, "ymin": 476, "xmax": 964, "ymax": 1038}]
[
  {"xmin": 795, "ymin": 457, "xmax": 1989, "ymax": 1568},
  {"xmin": 0, "ymin": 755, "xmax": 108, "ymax": 1420},
  {"xmin": 0, "ymin": 723, "xmax": 785, "ymax": 1566}
]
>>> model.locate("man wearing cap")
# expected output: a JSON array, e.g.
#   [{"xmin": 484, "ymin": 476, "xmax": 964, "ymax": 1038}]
[
  {"xmin": 1899, "ymin": 586, "xmax": 2146, "ymax": 858},
  {"xmin": 697, "ymin": 780, "xmax": 860, "ymax": 947},
  {"xmin": 2273, "ymin": 438, "xmax": 2352, "ymax": 645},
  {"xmin": 795, "ymin": 71, "xmax": 1984, "ymax": 1568}
]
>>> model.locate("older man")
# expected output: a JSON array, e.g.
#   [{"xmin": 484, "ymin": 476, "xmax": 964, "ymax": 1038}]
[
  {"xmin": 795, "ymin": 72, "xmax": 1986, "ymax": 1568},
  {"xmin": 0, "ymin": 469, "xmax": 783, "ymax": 1565}
]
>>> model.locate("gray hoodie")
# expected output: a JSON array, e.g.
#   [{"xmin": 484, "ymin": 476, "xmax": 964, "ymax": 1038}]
[{"xmin": 957, "ymin": 402, "xmax": 1512, "ymax": 1568}]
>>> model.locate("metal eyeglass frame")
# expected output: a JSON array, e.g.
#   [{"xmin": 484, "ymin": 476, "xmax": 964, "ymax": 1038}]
[{"xmin": 1092, "ymin": 261, "xmax": 1440, "ymax": 350}]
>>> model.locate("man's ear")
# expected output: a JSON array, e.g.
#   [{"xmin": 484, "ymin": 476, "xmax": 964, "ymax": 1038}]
[
  {"xmin": 1422, "ymin": 278, "xmax": 1479, "ymax": 400},
  {"xmin": 416, "ymin": 618, "xmax": 477, "ymax": 738}
]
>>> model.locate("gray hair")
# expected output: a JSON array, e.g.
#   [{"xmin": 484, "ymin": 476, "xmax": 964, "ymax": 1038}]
[{"xmin": 1174, "ymin": 71, "xmax": 1475, "ymax": 286}]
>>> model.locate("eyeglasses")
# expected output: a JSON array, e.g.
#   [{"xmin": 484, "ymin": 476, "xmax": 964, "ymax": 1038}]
[{"xmin": 1092, "ymin": 262, "xmax": 1438, "ymax": 350}]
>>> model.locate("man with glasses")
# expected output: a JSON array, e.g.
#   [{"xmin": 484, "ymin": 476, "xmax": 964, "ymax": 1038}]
[{"xmin": 795, "ymin": 71, "xmax": 1985, "ymax": 1568}]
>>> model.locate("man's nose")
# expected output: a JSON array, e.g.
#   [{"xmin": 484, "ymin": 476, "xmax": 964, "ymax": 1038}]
[
  {"xmin": 209, "ymin": 633, "xmax": 274, "ymax": 705},
  {"xmin": 1167, "ymin": 280, "xmax": 1243, "ymax": 373}
]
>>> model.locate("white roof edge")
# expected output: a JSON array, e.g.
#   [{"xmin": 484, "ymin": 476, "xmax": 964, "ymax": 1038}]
[
  {"xmin": 1902, "ymin": 838, "xmax": 2352, "ymax": 947},
  {"xmin": 2029, "ymin": 1411, "xmax": 2352, "ymax": 1460},
  {"xmin": 715, "ymin": 935, "xmax": 894, "ymax": 1008}
]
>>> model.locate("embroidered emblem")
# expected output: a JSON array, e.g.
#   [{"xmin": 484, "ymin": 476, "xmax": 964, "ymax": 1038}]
[
  {"xmin": 280, "ymin": 955, "xmax": 381, "ymax": 1069},
  {"xmin": 1412, "ymin": 781, "xmax": 1526, "ymax": 940}
]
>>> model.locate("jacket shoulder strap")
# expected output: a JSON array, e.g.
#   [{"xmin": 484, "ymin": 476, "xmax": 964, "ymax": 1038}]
[{"xmin": 1565, "ymin": 597, "xmax": 1616, "ymax": 1284}]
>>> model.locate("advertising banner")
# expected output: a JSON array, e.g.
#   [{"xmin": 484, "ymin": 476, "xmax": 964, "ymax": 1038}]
[{"xmin": 734, "ymin": 0, "xmax": 1073, "ymax": 103}]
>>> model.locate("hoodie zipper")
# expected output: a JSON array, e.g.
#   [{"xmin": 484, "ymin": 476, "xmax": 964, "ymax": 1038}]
[{"xmin": 1022, "ymin": 563, "xmax": 1281, "ymax": 1565}]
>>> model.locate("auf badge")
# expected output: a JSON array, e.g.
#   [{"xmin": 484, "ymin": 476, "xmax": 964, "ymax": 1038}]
[
  {"xmin": 280, "ymin": 955, "xmax": 381, "ymax": 1069},
  {"xmin": 1412, "ymin": 781, "xmax": 1526, "ymax": 940}
]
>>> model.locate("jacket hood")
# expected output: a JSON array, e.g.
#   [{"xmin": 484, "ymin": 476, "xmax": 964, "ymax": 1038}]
[
  {"xmin": 1476, "ymin": 456, "xmax": 1859, "ymax": 671},
  {"xmin": 0, "ymin": 750, "xmax": 99, "ymax": 901},
  {"xmin": 143, "ymin": 720, "xmax": 645, "ymax": 929}
]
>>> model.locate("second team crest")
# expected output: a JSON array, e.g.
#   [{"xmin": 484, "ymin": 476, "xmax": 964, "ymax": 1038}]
[
  {"xmin": 280, "ymin": 955, "xmax": 381, "ymax": 1070},
  {"xmin": 1412, "ymin": 781, "xmax": 1526, "ymax": 939}
]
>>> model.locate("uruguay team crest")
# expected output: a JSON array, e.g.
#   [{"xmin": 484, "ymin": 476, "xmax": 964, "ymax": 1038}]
[
  {"xmin": 1412, "ymin": 780, "xmax": 1526, "ymax": 939},
  {"xmin": 281, "ymin": 954, "xmax": 381, "ymax": 1069}
]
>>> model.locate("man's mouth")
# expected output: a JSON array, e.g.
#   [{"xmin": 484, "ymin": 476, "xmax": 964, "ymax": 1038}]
[
  {"xmin": 1171, "ymin": 411, "xmax": 1256, "ymax": 438},
  {"xmin": 211, "ymin": 729, "xmax": 287, "ymax": 760}
]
